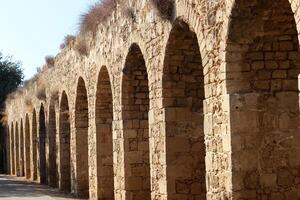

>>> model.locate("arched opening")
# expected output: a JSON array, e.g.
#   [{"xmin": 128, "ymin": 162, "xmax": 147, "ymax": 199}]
[
  {"xmin": 48, "ymin": 102, "xmax": 57, "ymax": 187},
  {"xmin": 15, "ymin": 122, "xmax": 20, "ymax": 176},
  {"xmin": 25, "ymin": 114, "xmax": 31, "ymax": 179},
  {"xmin": 162, "ymin": 20, "xmax": 206, "ymax": 199},
  {"xmin": 59, "ymin": 91, "xmax": 71, "ymax": 192},
  {"xmin": 10, "ymin": 123, "xmax": 15, "ymax": 175},
  {"xmin": 95, "ymin": 66, "xmax": 114, "ymax": 199},
  {"xmin": 122, "ymin": 44, "xmax": 151, "ymax": 200},
  {"xmin": 226, "ymin": 0, "xmax": 300, "ymax": 198},
  {"xmin": 32, "ymin": 109, "xmax": 38, "ymax": 180},
  {"xmin": 75, "ymin": 77, "xmax": 89, "ymax": 198},
  {"xmin": 20, "ymin": 119, "xmax": 25, "ymax": 176},
  {"xmin": 39, "ymin": 104, "xmax": 47, "ymax": 184}
]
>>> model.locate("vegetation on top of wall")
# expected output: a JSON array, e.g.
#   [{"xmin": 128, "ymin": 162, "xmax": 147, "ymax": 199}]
[
  {"xmin": 60, "ymin": 35, "xmax": 76, "ymax": 49},
  {"xmin": 75, "ymin": 37, "xmax": 89, "ymax": 56},
  {"xmin": 151, "ymin": 0, "xmax": 174, "ymax": 20},
  {"xmin": 123, "ymin": 7, "xmax": 136, "ymax": 22},
  {"xmin": 45, "ymin": 55, "xmax": 55, "ymax": 67},
  {"xmin": 36, "ymin": 86, "xmax": 47, "ymax": 101},
  {"xmin": 79, "ymin": 0, "xmax": 118, "ymax": 35}
]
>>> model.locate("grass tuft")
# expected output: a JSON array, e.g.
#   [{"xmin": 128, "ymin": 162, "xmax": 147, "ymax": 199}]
[
  {"xmin": 45, "ymin": 55, "xmax": 55, "ymax": 67},
  {"xmin": 60, "ymin": 35, "xmax": 76, "ymax": 49},
  {"xmin": 79, "ymin": 0, "xmax": 117, "ymax": 34}
]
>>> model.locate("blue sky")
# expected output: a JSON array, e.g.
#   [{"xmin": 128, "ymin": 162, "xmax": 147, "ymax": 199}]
[{"xmin": 0, "ymin": 0, "xmax": 98, "ymax": 80}]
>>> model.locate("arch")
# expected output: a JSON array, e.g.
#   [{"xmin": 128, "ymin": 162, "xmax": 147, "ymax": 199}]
[
  {"xmin": 59, "ymin": 91, "xmax": 71, "ymax": 192},
  {"xmin": 48, "ymin": 101, "xmax": 57, "ymax": 187},
  {"xmin": 25, "ymin": 114, "xmax": 31, "ymax": 179},
  {"xmin": 15, "ymin": 121, "xmax": 20, "ymax": 176},
  {"xmin": 10, "ymin": 122, "xmax": 15, "ymax": 175},
  {"xmin": 226, "ymin": 0, "xmax": 300, "ymax": 198},
  {"xmin": 32, "ymin": 109, "xmax": 38, "ymax": 180},
  {"xmin": 162, "ymin": 20, "xmax": 207, "ymax": 199},
  {"xmin": 20, "ymin": 119, "xmax": 25, "ymax": 176},
  {"xmin": 95, "ymin": 66, "xmax": 114, "ymax": 199},
  {"xmin": 122, "ymin": 44, "xmax": 151, "ymax": 200},
  {"xmin": 75, "ymin": 77, "xmax": 89, "ymax": 198},
  {"xmin": 39, "ymin": 104, "xmax": 47, "ymax": 184}
]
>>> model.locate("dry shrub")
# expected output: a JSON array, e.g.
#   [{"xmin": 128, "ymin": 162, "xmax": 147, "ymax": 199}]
[
  {"xmin": 60, "ymin": 35, "xmax": 76, "ymax": 49},
  {"xmin": 123, "ymin": 7, "xmax": 136, "ymax": 22},
  {"xmin": 151, "ymin": 0, "xmax": 174, "ymax": 20},
  {"xmin": 75, "ymin": 37, "xmax": 89, "ymax": 56},
  {"xmin": 45, "ymin": 55, "xmax": 55, "ymax": 67},
  {"xmin": 36, "ymin": 86, "xmax": 46, "ymax": 101},
  {"xmin": 79, "ymin": 0, "xmax": 117, "ymax": 34}
]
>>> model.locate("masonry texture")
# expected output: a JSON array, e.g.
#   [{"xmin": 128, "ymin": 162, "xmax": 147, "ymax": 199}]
[{"xmin": 4, "ymin": 0, "xmax": 300, "ymax": 199}]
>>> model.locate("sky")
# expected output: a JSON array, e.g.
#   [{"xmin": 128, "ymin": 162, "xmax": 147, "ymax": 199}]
[{"xmin": 0, "ymin": 0, "xmax": 98, "ymax": 80}]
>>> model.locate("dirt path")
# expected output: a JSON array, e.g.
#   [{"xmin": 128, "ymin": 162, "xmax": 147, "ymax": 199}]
[{"xmin": 0, "ymin": 175, "xmax": 81, "ymax": 200}]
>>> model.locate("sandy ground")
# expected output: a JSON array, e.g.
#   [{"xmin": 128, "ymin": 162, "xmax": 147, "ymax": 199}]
[{"xmin": 0, "ymin": 174, "xmax": 82, "ymax": 200}]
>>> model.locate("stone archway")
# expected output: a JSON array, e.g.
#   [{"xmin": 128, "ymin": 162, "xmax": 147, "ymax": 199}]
[
  {"xmin": 95, "ymin": 66, "xmax": 114, "ymax": 199},
  {"xmin": 25, "ymin": 114, "xmax": 31, "ymax": 179},
  {"xmin": 32, "ymin": 109, "xmax": 38, "ymax": 180},
  {"xmin": 122, "ymin": 44, "xmax": 151, "ymax": 200},
  {"xmin": 48, "ymin": 101, "xmax": 57, "ymax": 187},
  {"xmin": 75, "ymin": 77, "xmax": 89, "ymax": 198},
  {"xmin": 20, "ymin": 119, "xmax": 25, "ymax": 177},
  {"xmin": 59, "ymin": 91, "xmax": 71, "ymax": 192},
  {"xmin": 163, "ymin": 20, "xmax": 207, "ymax": 200},
  {"xmin": 10, "ymin": 123, "xmax": 15, "ymax": 175},
  {"xmin": 15, "ymin": 122, "xmax": 20, "ymax": 176},
  {"xmin": 226, "ymin": 0, "xmax": 300, "ymax": 198},
  {"xmin": 39, "ymin": 104, "xmax": 47, "ymax": 184}
]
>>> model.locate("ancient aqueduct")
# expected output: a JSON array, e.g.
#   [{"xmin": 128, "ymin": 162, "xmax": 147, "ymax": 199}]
[{"xmin": 4, "ymin": 0, "xmax": 300, "ymax": 199}]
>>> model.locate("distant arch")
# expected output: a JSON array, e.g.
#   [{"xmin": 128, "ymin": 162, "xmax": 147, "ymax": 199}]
[
  {"xmin": 95, "ymin": 66, "xmax": 114, "ymax": 199},
  {"xmin": 48, "ymin": 101, "xmax": 57, "ymax": 187},
  {"xmin": 75, "ymin": 77, "xmax": 89, "ymax": 198},
  {"xmin": 20, "ymin": 119, "xmax": 25, "ymax": 176},
  {"xmin": 39, "ymin": 104, "xmax": 47, "ymax": 184},
  {"xmin": 10, "ymin": 122, "xmax": 15, "ymax": 175},
  {"xmin": 32, "ymin": 109, "xmax": 38, "ymax": 180},
  {"xmin": 15, "ymin": 121, "xmax": 20, "ymax": 176},
  {"xmin": 59, "ymin": 91, "xmax": 71, "ymax": 192},
  {"xmin": 25, "ymin": 114, "xmax": 31, "ymax": 179}
]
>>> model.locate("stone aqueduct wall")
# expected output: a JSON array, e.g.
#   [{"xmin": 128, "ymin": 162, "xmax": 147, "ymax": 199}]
[{"xmin": 5, "ymin": 0, "xmax": 300, "ymax": 199}]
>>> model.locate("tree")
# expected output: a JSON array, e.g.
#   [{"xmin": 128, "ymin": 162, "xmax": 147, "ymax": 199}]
[{"xmin": 0, "ymin": 52, "xmax": 24, "ymax": 173}]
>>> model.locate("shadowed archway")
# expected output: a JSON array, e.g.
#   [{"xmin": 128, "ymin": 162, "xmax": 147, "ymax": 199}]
[
  {"xmin": 48, "ymin": 101, "xmax": 57, "ymax": 187},
  {"xmin": 122, "ymin": 44, "xmax": 151, "ymax": 200},
  {"xmin": 32, "ymin": 109, "xmax": 38, "ymax": 180},
  {"xmin": 59, "ymin": 91, "xmax": 71, "ymax": 192},
  {"xmin": 95, "ymin": 66, "xmax": 114, "ymax": 199},
  {"xmin": 226, "ymin": 0, "xmax": 300, "ymax": 198},
  {"xmin": 19, "ymin": 119, "xmax": 25, "ymax": 177},
  {"xmin": 10, "ymin": 123, "xmax": 15, "ymax": 175},
  {"xmin": 25, "ymin": 114, "xmax": 31, "ymax": 179},
  {"xmin": 75, "ymin": 77, "xmax": 89, "ymax": 198},
  {"xmin": 39, "ymin": 104, "xmax": 47, "ymax": 184},
  {"xmin": 163, "ymin": 20, "xmax": 207, "ymax": 199}
]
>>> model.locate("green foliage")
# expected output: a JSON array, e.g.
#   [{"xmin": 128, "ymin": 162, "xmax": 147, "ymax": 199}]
[
  {"xmin": 0, "ymin": 52, "xmax": 24, "ymax": 108},
  {"xmin": 0, "ymin": 52, "xmax": 23, "ymax": 172}
]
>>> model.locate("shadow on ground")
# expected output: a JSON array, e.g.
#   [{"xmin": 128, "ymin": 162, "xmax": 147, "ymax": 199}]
[{"xmin": 0, "ymin": 174, "xmax": 82, "ymax": 199}]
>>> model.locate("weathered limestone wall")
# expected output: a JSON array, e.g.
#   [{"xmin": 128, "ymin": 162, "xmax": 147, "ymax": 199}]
[{"xmin": 4, "ymin": 0, "xmax": 300, "ymax": 199}]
